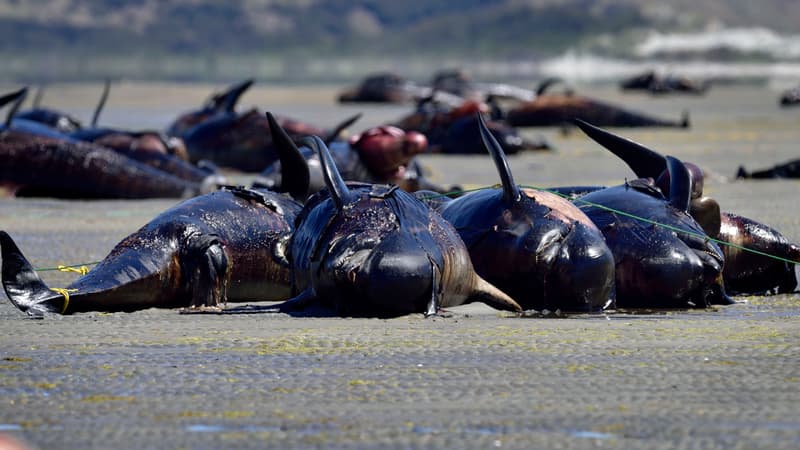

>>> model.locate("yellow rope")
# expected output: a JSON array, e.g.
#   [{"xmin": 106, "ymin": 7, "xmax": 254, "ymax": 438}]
[
  {"xmin": 49, "ymin": 288, "xmax": 77, "ymax": 314},
  {"xmin": 58, "ymin": 265, "xmax": 89, "ymax": 276},
  {"xmin": 31, "ymin": 185, "xmax": 800, "ymax": 274}
]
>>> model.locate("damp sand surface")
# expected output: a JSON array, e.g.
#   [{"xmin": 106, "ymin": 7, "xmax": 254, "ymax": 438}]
[{"xmin": 1, "ymin": 82, "xmax": 799, "ymax": 449}]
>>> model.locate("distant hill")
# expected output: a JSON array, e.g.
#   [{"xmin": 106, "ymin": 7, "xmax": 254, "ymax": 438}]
[{"xmin": 1, "ymin": 0, "xmax": 799, "ymax": 82}]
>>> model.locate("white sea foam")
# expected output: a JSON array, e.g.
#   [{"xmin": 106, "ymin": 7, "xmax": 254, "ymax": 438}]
[
  {"xmin": 518, "ymin": 27, "xmax": 800, "ymax": 84},
  {"xmin": 635, "ymin": 27, "xmax": 800, "ymax": 59},
  {"xmin": 538, "ymin": 50, "xmax": 800, "ymax": 84}
]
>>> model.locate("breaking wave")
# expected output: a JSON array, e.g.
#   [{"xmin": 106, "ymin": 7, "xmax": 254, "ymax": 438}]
[
  {"xmin": 528, "ymin": 27, "xmax": 800, "ymax": 84},
  {"xmin": 539, "ymin": 50, "xmax": 800, "ymax": 84},
  {"xmin": 635, "ymin": 27, "xmax": 800, "ymax": 59}
]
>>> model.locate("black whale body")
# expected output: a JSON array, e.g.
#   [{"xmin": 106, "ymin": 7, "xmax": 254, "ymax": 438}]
[
  {"xmin": 573, "ymin": 119, "xmax": 799, "ymax": 296},
  {"xmin": 1, "ymin": 187, "xmax": 302, "ymax": 315},
  {"xmin": 420, "ymin": 115, "xmax": 615, "ymax": 312},
  {"xmin": 0, "ymin": 87, "xmax": 215, "ymax": 199},
  {"xmin": 576, "ymin": 173, "xmax": 729, "ymax": 308},
  {"xmin": 1, "ymin": 113, "xmax": 311, "ymax": 316},
  {"xmin": 274, "ymin": 135, "xmax": 522, "ymax": 318}
]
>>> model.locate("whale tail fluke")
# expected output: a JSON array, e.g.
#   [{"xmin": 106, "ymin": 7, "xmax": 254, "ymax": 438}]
[{"xmin": 0, "ymin": 231, "xmax": 64, "ymax": 316}]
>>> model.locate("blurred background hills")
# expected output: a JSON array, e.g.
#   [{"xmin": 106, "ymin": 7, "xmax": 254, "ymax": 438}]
[{"xmin": 2, "ymin": 0, "xmax": 800, "ymax": 83}]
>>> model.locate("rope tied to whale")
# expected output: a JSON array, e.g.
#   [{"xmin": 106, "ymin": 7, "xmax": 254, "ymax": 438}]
[
  {"xmin": 49, "ymin": 288, "xmax": 77, "ymax": 314},
  {"xmin": 57, "ymin": 265, "xmax": 90, "ymax": 276}
]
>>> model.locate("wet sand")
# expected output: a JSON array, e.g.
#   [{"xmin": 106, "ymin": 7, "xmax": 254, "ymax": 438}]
[{"xmin": 1, "ymin": 83, "xmax": 799, "ymax": 449}]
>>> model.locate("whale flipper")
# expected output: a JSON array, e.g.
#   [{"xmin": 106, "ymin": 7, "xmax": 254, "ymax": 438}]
[{"xmin": 184, "ymin": 233, "xmax": 229, "ymax": 308}]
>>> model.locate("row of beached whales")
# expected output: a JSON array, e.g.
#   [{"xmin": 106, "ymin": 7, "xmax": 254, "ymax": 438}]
[
  {"xmin": 341, "ymin": 68, "xmax": 800, "ymax": 107},
  {"xmin": 338, "ymin": 69, "xmax": 711, "ymax": 104},
  {"xmin": 1, "ymin": 101, "xmax": 798, "ymax": 317},
  {"xmin": 0, "ymin": 78, "xmax": 796, "ymax": 204},
  {"xmin": 340, "ymin": 71, "xmax": 800, "ymax": 179},
  {"xmin": 0, "ymin": 79, "xmax": 540, "ymax": 199}
]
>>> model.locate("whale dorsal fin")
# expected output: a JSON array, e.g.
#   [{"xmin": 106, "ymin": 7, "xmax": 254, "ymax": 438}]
[
  {"xmin": 478, "ymin": 113, "xmax": 520, "ymax": 204},
  {"xmin": 90, "ymin": 78, "xmax": 111, "ymax": 127},
  {"xmin": 2, "ymin": 87, "xmax": 28, "ymax": 128},
  {"xmin": 304, "ymin": 135, "xmax": 354, "ymax": 210},
  {"xmin": 666, "ymin": 155, "xmax": 691, "ymax": 213},
  {"xmin": 32, "ymin": 85, "xmax": 44, "ymax": 109},
  {"xmin": 0, "ymin": 88, "xmax": 28, "ymax": 110},
  {"xmin": 220, "ymin": 79, "xmax": 254, "ymax": 112},
  {"xmin": 535, "ymin": 77, "xmax": 563, "ymax": 96},
  {"xmin": 574, "ymin": 119, "xmax": 667, "ymax": 179},
  {"xmin": 266, "ymin": 111, "xmax": 310, "ymax": 202},
  {"xmin": 323, "ymin": 113, "xmax": 362, "ymax": 145}
]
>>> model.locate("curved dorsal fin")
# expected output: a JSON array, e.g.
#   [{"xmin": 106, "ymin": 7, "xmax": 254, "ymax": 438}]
[
  {"xmin": 90, "ymin": 79, "xmax": 111, "ymax": 127},
  {"xmin": 535, "ymin": 76, "xmax": 563, "ymax": 96},
  {"xmin": 415, "ymin": 88, "xmax": 437, "ymax": 111},
  {"xmin": 266, "ymin": 112, "xmax": 310, "ymax": 202},
  {"xmin": 2, "ymin": 87, "xmax": 28, "ymax": 128},
  {"xmin": 666, "ymin": 155, "xmax": 691, "ymax": 212},
  {"xmin": 221, "ymin": 79, "xmax": 254, "ymax": 112},
  {"xmin": 0, "ymin": 88, "xmax": 28, "ymax": 109},
  {"xmin": 574, "ymin": 119, "xmax": 667, "ymax": 179},
  {"xmin": 478, "ymin": 113, "xmax": 520, "ymax": 204},
  {"xmin": 323, "ymin": 113, "xmax": 362, "ymax": 145},
  {"xmin": 304, "ymin": 135, "xmax": 353, "ymax": 210},
  {"xmin": 32, "ymin": 85, "xmax": 44, "ymax": 109}
]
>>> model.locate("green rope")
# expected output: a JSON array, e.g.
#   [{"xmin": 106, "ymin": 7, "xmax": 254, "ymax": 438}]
[
  {"xmin": 36, "ymin": 261, "xmax": 102, "ymax": 272},
  {"xmin": 423, "ymin": 184, "xmax": 800, "ymax": 266},
  {"xmin": 32, "ymin": 184, "xmax": 800, "ymax": 272},
  {"xmin": 416, "ymin": 185, "xmax": 499, "ymax": 200}
]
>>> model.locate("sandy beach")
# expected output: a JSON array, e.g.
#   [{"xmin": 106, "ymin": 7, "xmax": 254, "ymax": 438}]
[{"xmin": 1, "ymin": 82, "xmax": 799, "ymax": 449}]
